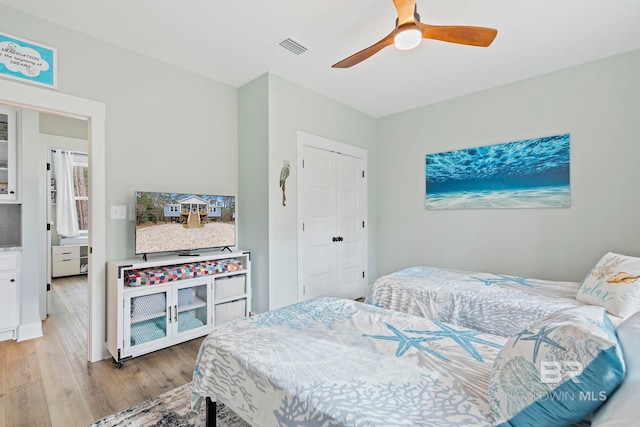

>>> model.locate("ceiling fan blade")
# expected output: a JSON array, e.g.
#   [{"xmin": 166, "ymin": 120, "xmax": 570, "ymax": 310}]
[
  {"xmin": 393, "ymin": 0, "xmax": 417, "ymax": 25},
  {"xmin": 418, "ymin": 23, "xmax": 497, "ymax": 47},
  {"xmin": 332, "ymin": 32, "xmax": 395, "ymax": 68}
]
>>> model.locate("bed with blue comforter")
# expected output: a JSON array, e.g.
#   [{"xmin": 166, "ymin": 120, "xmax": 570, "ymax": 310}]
[
  {"xmin": 190, "ymin": 297, "xmax": 627, "ymax": 426},
  {"xmin": 364, "ymin": 266, "xmax": 612, "ymax": 337},
  {"xmin": 192, "ymin": 297, "xmax": 506, "ymax": 426}
]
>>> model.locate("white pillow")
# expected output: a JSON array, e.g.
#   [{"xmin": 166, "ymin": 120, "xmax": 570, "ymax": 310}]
[
  {"xmin": 591, "ymin": 311, "xmax": 640, "ymax": 426},
  {"xmin": 576, "ymin": 252, "xmax": 640, "ymax": 318}
]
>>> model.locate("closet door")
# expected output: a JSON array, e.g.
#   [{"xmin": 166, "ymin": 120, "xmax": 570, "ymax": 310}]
[
  {"xmin": 335, "ymin": 153, "xmax": 366, "ymax": 299},
  {"xmin": 298, "ymin": 143, "xmax": 367, "ymax": 301},
  {"xmin": 299, "ymin": 146, "xmax": 337, "ymax": 300}
]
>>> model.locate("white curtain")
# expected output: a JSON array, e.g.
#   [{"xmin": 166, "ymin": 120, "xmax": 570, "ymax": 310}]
[{"xmin": 54, "ymin": 150, "xmax": 79, "ymax": 237}]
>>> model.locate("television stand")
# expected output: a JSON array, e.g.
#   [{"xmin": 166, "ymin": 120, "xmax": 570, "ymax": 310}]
[
  {"xmin": 107, "ymin": 251, "xmax": 252, "ymax": 367},
  {"xmin": 221, "ymin": 246, "xmax": 232, "ymax": 253}
]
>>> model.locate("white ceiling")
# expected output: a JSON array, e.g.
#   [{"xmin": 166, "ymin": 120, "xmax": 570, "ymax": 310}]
[{"xmin": 2, "ymin": 0, "xmax": 640, "ymax": 118}]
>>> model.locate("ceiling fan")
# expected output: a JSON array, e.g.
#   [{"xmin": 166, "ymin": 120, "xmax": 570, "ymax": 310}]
[{"xmin": 332, "ymin": 0, "xmax": 498, "ymax": 68}]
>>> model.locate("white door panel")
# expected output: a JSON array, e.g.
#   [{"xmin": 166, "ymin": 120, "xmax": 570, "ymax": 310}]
[
  {"xmin": 335, "ymin": 152, "xmax": 365, "ymax": 299},
  {"xmin": 298, "ymin": 140, "xmax": 367, "ymax": 301}
]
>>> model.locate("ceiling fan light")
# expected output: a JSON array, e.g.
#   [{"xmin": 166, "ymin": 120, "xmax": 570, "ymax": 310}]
[{"xmin": 394, "ymin": 28, "xmax": 422, "ymax": 50}]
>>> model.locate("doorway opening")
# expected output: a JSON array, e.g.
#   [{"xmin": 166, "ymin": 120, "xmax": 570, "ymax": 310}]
[
  {"xmin": 0, "ymin": 78, "xmax": 106, "ymax": 362},
  {"xmin": 46, "ymin": 142, "xmax": 90, "ymax": 354}
]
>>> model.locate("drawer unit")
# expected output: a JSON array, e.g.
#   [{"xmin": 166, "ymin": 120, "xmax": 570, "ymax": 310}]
[
  {"xmin": 52, "ymin": 245, "xmax": 88, "ymax": 277},
  {"xmin": 52, "ymin": 245, "xmax": 80, "ymax": 260},
  {"xmin": 0, "ymin": 252, "xmax": 17, "ymax": 271},
  {"xmin": 53, "ymin": 258, "xmax": 81, "ymax": 277}
]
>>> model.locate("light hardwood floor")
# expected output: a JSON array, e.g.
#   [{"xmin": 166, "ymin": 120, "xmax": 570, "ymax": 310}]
[{"xmin": 0, "ymin": 275, "xmax": 204, "ymax": 427}]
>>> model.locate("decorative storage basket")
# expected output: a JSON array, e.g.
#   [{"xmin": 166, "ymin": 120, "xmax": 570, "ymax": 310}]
[
  {"xmin": 214, "ymin": 275, "xmax": 246, "ymax": 300},
  {"xmin": 215, "ymin": 298, "xmax": 246, "ymax": 325}
]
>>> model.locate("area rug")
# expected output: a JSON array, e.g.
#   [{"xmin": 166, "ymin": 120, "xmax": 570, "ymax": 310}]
[{"xmin": 87, "ymin": 382, "xmax": 250, "ymax": 427}]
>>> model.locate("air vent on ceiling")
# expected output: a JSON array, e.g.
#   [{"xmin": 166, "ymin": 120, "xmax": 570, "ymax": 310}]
[{"xmin": 278, "ymin": 36, "xmax": 308, "ymax": 55}]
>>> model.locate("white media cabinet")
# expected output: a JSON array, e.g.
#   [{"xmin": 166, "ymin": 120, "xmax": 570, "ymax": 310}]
[{"xmin": 107, "ymin": 251, "xmax": 251, "ymax": 367}]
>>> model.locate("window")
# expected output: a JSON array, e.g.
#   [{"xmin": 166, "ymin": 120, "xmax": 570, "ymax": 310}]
[{"xmin": 72, "ymin": 154, "xmax": 89, "ymax": 231}]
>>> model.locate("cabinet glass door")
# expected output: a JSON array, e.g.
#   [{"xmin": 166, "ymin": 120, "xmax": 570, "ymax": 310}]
[
  {"xmin": 125, "ymin": 289, "xmax": 170, "ymax": 350},
  {"xmin": 0, "ymin": 108, "xmax": 16, "ymax": 201},
  {"xmin": 175, "ymin": 281, "xmax": 210, "ymax": 335}
]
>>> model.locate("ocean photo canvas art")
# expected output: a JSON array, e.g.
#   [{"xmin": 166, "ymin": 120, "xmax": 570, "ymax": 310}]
[{"xmin": 425, "ymin": 134, "xmax": 570, "ymax": 209}]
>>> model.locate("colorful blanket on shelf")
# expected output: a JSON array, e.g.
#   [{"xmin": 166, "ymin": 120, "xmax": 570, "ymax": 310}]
[{"xmin": 125, "ymin": 259, "xmax": 243, "ymax": 287}]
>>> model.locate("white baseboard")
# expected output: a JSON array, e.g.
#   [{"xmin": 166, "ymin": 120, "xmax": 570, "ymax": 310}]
[
  {"xmin": 0, "ymin": 329, "xmax": 16, "ymax": 341},
  {"xmin": 17, "ymin": 321, "xmax": 43, "ymax": 342}
]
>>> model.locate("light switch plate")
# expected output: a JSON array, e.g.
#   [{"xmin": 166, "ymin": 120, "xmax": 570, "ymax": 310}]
[{"xmin": 111, "ymin": 205, "xmax": 127, "ymax": 220}]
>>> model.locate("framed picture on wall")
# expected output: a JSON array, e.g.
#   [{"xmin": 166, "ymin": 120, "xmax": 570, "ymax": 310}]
[
  {"xmin": 425, "ymin": 134, "xmax": 571, "ymax": 210},
  {"xmin": 0, "ymin": 31, "xmax": 57, "ymax": 89}
]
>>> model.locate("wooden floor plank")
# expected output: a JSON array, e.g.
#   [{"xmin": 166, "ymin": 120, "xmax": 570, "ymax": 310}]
[
  {"xmin": 34, "ymin": 318, "xmax": 94, "ymax": 425},
  {"xmin": 5, "ymin": 382, "xmax": 52, "ymax": 427},
  {"xmin": 0, "ymin": 394, "xmax": 5, "ymax": 427},
  {"xmin": 67, "ymin": 350, "xmax": 130, "ymax": 419},
  {"xmin": 3, "ymin": 339, "xmax": 40, "ymax": 390},
  {"xmin": 0, "ymin": 344, "xmax": 6, "ymax": 427},
  {"xmin": 0, "ymin": 343, "xmax": 6, "ymax": 395}
]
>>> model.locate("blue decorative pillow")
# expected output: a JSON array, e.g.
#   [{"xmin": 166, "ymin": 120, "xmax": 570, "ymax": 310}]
[
  {"xmin": 591, "ymin": 310, "xmax": 640, "ymax": 426},
  {"xmin": 489, "ymin": 306, "xmax": 625, "ymax": 427}
]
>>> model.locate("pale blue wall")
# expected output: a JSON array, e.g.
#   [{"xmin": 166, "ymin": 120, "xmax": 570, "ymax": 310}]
[
  {"xmin": 268, "ymin": 74, "xmax": 378, "ymax": 310},
  {"xmin": 376, "ymin": 49, "xmax": 640, "ymax": 282},
  {"xmin": 238, "ymin": 75, "xmax": 270, "ymax": 312},
  {"xmin": 0, "ymin": 5, "xmax": 238, "ymax": 264},
  {"xmin": 239, "ymin": 73, "xmax": 378, "ymax": 312},
  {"xmin": 4, "ymin": 1, "xmax": 639, "ymax": 324},
  {"xmin": 0, "ymin": 5, "xmax": 238, "ymax": 332}
]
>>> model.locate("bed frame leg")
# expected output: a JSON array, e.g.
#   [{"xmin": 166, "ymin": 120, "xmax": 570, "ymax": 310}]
[{"xmin": 205, "ymin": 396, "xmax": 216, "ymax": 427}]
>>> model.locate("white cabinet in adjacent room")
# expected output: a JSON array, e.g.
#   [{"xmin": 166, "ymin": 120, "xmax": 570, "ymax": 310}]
[
  {"xmin": 0, "ymin": 251, "xmax": 20, "ymax": 340},
  {"xmin": 298, "ymin": 141, "xmax": 368, "ymax": 301},
  {"xmin": 0, "ymin": 107, "xmax": 17, "ymax": 202},
  {"xmin": 52, "ymin": 244, "xmax": 89, "ymax": 277}
]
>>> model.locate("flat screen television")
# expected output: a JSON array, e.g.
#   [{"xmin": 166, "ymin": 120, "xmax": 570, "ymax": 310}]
[{"xmin": 135, "ymin": 191, "xmax": 236, "ymax": 256}]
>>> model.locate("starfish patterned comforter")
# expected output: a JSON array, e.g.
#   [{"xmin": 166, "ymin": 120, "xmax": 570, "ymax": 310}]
[
  {"xmin": 192, "ymin": 297, "xmax": 508, "ymax": 426},
  {"xmin": 365, "ymin": 266, "xmax": 598, "ymax": 337}
]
